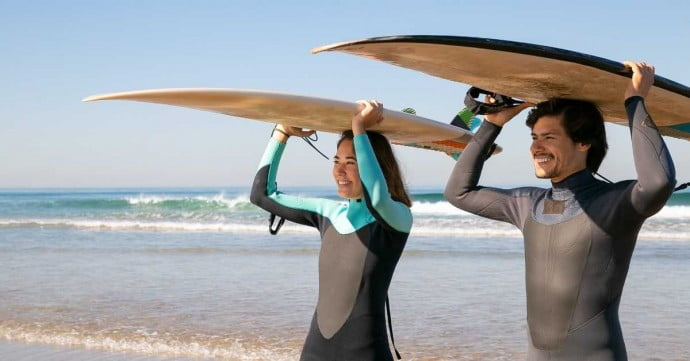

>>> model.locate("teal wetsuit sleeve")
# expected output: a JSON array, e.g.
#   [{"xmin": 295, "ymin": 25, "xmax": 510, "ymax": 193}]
[
  {"xmin": 353, "ymin": 134, "xmax": 412, "ymax": 233},
  {"xmin": 625, "ymin": 96, "xmax": 676, "ymax": 217},
  {"xmin": 250, "ymin": 138, "xmax": 340, "ymax": 228},
  {"xmin": 444, "ymin": 121, "xmax": 538, "ymax": 227}
]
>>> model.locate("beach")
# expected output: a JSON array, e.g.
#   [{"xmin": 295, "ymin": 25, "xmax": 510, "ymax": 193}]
[
  {"xmin": 1, "ymin": 188, "xmax": 689, "ymax": 360},
  {"xmin": 0, "ymin": 340, "xmax": 203, "ymax": 361}
]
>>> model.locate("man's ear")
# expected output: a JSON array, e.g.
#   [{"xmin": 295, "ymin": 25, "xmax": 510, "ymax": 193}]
[{"xmin": 576, "ymin": 142, "xmax": 591, "ymax": 152}]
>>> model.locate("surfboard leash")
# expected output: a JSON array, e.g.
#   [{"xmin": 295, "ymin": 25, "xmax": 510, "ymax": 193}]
[
  {"xmin": 271, "ymin": 126, "xmax": 329, "ymax": 160},
  {"xmin": 594, "ymin": 172, "xmax": 614, "ymax": 184},
  {"xmin": 301, "ymin": 133, "xmax": 330, "ymax": 160},
  {"xmin": 594, "ymin": 173, "xmax": 690, "ymax": 193},
  {"xmin": 589, "ymin": 173, "xmax": 690, "ymax": 196}
]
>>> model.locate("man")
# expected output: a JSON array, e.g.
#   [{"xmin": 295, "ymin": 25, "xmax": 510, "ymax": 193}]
[{"xmin": 444, "ymin": 62, "xmax": 676, "ymax": 360}]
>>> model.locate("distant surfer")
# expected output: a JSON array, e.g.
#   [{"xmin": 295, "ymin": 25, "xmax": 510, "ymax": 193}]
[
  {"xmin": 251, "ymin": 100, "xmax": 412, "ymax": 361},
  {"xmin": 444, "ymin": 62, "xmax": 676, "ymax": 360}
]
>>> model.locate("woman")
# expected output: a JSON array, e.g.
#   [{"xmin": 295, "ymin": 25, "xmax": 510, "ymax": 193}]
[{"xmin": 250, "ymin": 100, "xmax": 412, "ymax": 360}]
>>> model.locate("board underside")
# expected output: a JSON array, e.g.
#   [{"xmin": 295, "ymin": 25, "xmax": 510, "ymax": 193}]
[{"xmin": 313, "ymin": 35, "xmax": 690, "ymax": 141}]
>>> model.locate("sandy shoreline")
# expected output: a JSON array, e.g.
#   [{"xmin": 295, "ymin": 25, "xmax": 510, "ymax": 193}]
[{"xmin": 0, "ymin": 340, "xmax": 203, "ymax": 361}]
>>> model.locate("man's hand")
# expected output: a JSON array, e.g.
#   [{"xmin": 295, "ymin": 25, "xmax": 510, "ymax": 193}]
[
  {"xmin": 623, "ymin": 61, "xmax": 655, "ymax": 99},
  {"xmin": 484, "ymin": 96, "xmax": 534, "ymax": 127}
]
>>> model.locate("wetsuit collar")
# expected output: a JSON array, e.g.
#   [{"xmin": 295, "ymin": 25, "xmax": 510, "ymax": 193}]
[
  {"xmin": 345, "ymin": 197, "xmax": 367, "ymax": 220},
  {"xmin": 347, "ymin": 198, "xmax": 365, "ymax": 210},
  {"xmin": 551, "ymin": 169, "xmax": 595, "ymax": 199}
]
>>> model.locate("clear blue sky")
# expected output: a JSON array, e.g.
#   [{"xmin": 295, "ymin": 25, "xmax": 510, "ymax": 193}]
[{"xmin": 1, "ymin": 0, "xmax": 688, "ymax": 188}]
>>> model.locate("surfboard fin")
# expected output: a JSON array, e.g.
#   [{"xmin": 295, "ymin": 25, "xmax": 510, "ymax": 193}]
[
  {"xmin": 448, "ymin": 106, "xmax": 497, "ymax": 160},
  {"xmin": 450, "ymin": 108, "xmax": 484, "ymax": 132}
]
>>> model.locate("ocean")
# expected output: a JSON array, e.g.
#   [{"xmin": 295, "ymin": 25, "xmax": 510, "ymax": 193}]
[{"xmin": 1, "ymin": 188, "xmax": 689, "ymax": 360}]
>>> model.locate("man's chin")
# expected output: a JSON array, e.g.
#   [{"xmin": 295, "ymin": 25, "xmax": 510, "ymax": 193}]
[{"xmin": 534, "ymin": 170, "xmax": 551, "ymax": 179}]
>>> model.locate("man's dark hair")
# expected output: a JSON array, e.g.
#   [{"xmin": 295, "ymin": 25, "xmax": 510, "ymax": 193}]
[{"xmin": 525, "ymin": 99, "xmax": 608, "ymax": 172}]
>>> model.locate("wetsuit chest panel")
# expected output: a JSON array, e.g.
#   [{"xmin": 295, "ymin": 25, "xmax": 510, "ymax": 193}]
[
  {"xmin": 524, "ymin": 213, "xmax": 592, "ymax": 350},
  {"xmin": 532, "ymin": 191, "xmax": 584, "ymax": 225},
  {"xmin": 316, "ymin": 225, "xmax": 370, "ymax": 339},
  {"xmin": 323, "ymin": 200, "xmax": 377, "ymax": 235}
]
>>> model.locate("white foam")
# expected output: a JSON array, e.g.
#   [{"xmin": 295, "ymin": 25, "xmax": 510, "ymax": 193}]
[
  {"xmin": 0, "ymin": 219, "xmax": 314, "ymax": 234},
  {"xmin": 411, "ymin": 202, "xmax": 690, "ymax": 220},
  {"xmin": 638, "ymin": 230, "xmax": 690, "ymax": 241},
  {"xmin": 125, "ymin": 195, "xmax": 171, "ymax": 205},
  {"xmin": 2, "ymin": 200, "xmax": 689, "ymax": 241},
  {"xmin": 0, "ymin": 323, "xmax": 298, "ymax": 361},
  {"xmin": 3, "ymin": 217, "xmax": 690, "ymax": 241},
  {"xmin": 650, "ymin": 205, "xmax": 690, "ymax": 219},
  {"xmin": 208, "ymin": 193, "xmax": 251, "ymax": 208},
  {"xmin": 125, "ymin": 193, "xmax": 252, "ymax": 209},
  {"xmin": 411, "ymin": 201, "xmax": 471, "ymax": 216}
]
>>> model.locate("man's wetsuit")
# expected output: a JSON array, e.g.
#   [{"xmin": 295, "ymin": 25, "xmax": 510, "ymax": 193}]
[
  {"xmin": 444, "ymin": 97, "xmax": 676, "ymax": 361},
  {"xmin": 250, "ymin": 134, "xmax": 412, "ymax": 361}
]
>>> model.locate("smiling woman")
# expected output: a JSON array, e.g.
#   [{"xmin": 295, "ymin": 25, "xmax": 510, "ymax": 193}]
[
  {"xmin": 334, "ymin": 130, "xmax": 412, "ymax": 207},
  {"xmin": 249, "ymin": 100, "xmax": 413, "ymax": 361},
  {"xmin": 332, "ymin": 136, "xmax": 362, "ymax": 199}
]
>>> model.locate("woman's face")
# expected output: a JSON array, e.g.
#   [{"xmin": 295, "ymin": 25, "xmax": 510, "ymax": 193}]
[{"xmin": 333, "ymin": 139, "xmax": 363, "ymax": 200}]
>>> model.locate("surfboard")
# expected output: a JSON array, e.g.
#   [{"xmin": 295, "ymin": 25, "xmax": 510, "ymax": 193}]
[
  {"xmin": 83, "ymin": 88, "xmax": 499, "ymax": 154},
  {"xmin": 313, "ymin": 35, "xmax": 690, "ymax": 141}
]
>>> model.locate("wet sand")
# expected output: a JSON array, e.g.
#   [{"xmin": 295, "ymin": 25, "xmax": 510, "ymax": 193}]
[{"xmin": 0, "ymin": 340, "xmax": 200, "ymax": 361}]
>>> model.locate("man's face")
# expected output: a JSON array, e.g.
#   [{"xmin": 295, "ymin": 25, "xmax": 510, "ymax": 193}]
[{"xmin": 530, "ymin": 115, "xmax": 590, "ymax": 183}]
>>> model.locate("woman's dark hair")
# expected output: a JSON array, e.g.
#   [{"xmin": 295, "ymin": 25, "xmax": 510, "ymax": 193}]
[
  {"xmin": 525, "ymin": 99, "xmax": 608, "ymax": 172},
  {"xmin": 338, "ymin": 130, "xmax": 412, "ymax": 207}
]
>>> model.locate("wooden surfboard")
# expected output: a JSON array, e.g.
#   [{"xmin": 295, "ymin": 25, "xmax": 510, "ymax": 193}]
[
  {"xmin": 313, "ymin": 35, "xmax": 690, "ymax": 141},
  {"xmin": 84, "ymin": 88, "xmax": 500, "ymax": 154}
]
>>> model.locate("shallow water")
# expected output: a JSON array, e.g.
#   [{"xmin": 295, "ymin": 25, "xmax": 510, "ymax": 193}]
[{"xmin": 1, "ymin": 189, "xmax": 689, "ymax": 360}]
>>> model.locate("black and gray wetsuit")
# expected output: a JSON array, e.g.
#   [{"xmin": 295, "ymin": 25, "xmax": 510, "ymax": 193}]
[
  {"xmin": 250, "ymin": 134, "xmax": 412, "ymax": 361},
  {"xmin": 444, "ymin": 97, "xmax": 676, "ymax": 361}
]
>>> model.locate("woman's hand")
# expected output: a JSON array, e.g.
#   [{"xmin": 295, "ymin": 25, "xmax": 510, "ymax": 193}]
[
  {"xmin": 352, "ymin": 100, "xmax": 384, "ymax": 135},
  {"xmin": 272, "ymin": 124, "xmax": 315, "ymax": 143}
]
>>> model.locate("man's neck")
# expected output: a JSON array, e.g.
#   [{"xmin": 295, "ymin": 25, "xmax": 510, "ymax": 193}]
[{"xmin": 551, "ymin": 167, "xmax": 588, "ymax": 184}]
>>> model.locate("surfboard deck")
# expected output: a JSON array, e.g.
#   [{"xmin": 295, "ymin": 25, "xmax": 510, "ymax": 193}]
[
  {"xmin": 84, "ymin": 88, "xmax": 498, "ymax": 154},
  {"xmin": 313, "ymin": 35, "xmax": 690, "ymax": 141}
]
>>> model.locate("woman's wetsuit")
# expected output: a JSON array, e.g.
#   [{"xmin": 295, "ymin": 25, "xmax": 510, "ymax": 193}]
[
  {"xmin": 445, "ymin": 97, "xmax": 676, "ymax": 360},
  {"xmin": 250, "ymin": 134, "xmax": 412, "ymax": 361}
]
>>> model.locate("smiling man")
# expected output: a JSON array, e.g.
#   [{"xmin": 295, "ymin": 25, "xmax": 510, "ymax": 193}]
[{"xmin": 444, "ymin": 62, "xmax": 676, "ymax": 361}]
